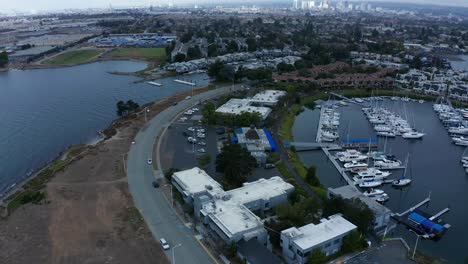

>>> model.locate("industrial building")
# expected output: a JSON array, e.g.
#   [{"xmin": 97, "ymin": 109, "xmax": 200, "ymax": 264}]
[
  {"xmin": 327, "ymin": 185, "xmax": 392, "ymax": 233},
  {"xmin": 172, "ymin": 168, "xmax": 294, "ymax": 244},
  {"xmin": 215, "ymin": 90, "xmax": 285, "ymax": 120},
  {"xmin": 89, "ymin": 33, "xmax": 176, "ymax": 47},
  {"xmin": 280, "ymin": 214, "xmax": 357, "ymax": 264},
  {"xmin": 233, "ymin": 127, "xmax": 277, "ymax": 165}
]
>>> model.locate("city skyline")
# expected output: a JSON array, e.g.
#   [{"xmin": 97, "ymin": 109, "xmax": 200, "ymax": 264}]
[{"xmin": 1, "ymin": 0, "xmax": 468, "ymax": 13}]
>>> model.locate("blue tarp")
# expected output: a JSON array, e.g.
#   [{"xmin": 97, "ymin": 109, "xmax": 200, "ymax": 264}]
[
  {"xmin": 263, "ymin": 129, "xmax": 277, "ymax": 152},
  {"xmin": 408, "ymin": 212, "xmax": 427, "ymax": 224},
  {"xmin": 231, "ymin": 137, "xmax": 238, "ymax": 143}
]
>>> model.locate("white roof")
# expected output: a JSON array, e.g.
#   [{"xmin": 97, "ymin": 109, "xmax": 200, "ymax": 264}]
[
  {"xmin": 202, "ymin": 199, "xmax": 264, "ymax": 239},
  {"xmin": 215, "ymin": 98, "xmax": 271, "ymax": 119},
  {"xmin": 283, "ymin": 214, "xmax": 357, "ymax": 251},
  {"xmin": 228, "ymin": 176, "xmax": 294, "ymax": 205},
  {"xmin": 250, "ymin": 90, "xmax": 286, "ymax": 105},
  {"xmin": 172, "ymin": 167, "xmax": 224, "ymax": 197}
]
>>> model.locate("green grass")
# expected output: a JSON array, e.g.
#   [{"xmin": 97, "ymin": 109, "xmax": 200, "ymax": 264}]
[
  {"xmin": 106, "ymin": 48, "xmax": 166, "ymax": 60},
  {"xmin": 43, "ymin": 49, "xmax": 102, "ymax": 65},
  {"xmin": 277, "ymin": 162, "xmax": 294, "ymax": 179}
]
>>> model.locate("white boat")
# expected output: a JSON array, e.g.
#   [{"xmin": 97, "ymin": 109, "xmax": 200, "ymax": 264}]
[
  {"xmin": 344, "ymin": 161, "xmax": 368, "ymax": 169},
  {"xmin": 392, "ymin": 178, "xmax": 412, "ymax": 187},
  {"xmin": 357, "ymin": 168, "xmax": 391, "ymax": 178},
  {"xmin": 362, "ymin": 188, "xmax": 385, "ymax": 197},
  {"xmin": 147, "ymin": 81, "xmax": 163, "ymax": 86},
  {"xmin": 374, "ymin": 158, "xmax": 402, "ymax": 169},
  {"xmin": 355, "ymin": 98, "xmax": 364, "ymax": 103},
  {"xmin": 339, "ymin": 154, "xmax": 368, "ymax": 163},
  {"xmin": 359, "ymin": 180, "xmax": 382, "ymax": 188},
  {"xmin": 453, "ymin": 137, "xmax": 468, "ymax": 146},
  {"xmin": 419, "ymin": 100, "xmax": 424, "ymax": 104},
  {"xmin": 322, "ymin": 131, "xmax": 339, "ymax": 140},
  {"xmin": 402, "ymin": 131, "xmax": 425, "ymax": 139},
  {"xmin": 335, "ymin": 149, "xmax": 361, "ymax": 158},
  {"xmin": 375, "ymin": 193, "xmax": 389, "ymax": 203},
  {"xmin": 376, "ymin": 131, "xmax": 396, "ymax": 137},
  {"xmin": 374, "ymin": 125, "xmax": 392, "ymax": 132}
]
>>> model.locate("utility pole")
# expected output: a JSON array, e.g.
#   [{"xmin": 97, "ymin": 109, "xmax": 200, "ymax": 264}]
[{"xmin": 172, "ymin": 244, "xmax": 182, "ymax": 264}]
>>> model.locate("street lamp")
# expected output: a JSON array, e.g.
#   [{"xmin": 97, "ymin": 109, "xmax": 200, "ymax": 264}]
[
  {"xmin": 172, "ymin": 243, "xmax": 182, "ymax": 264},
  {"xmin": 409, "ymin": 229, "xmax": 422, "ymax": 260}
]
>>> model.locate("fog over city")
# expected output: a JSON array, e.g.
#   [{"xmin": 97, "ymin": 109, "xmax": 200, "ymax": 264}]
[{"xmin": 1, "ymin": 0, "xmax": 468, "ymax": 12}]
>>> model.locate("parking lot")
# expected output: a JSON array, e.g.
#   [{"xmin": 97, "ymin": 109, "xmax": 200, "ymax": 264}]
[{"xmin": 157, "ymin": 103, "xmax": 281, "ymax": 183}]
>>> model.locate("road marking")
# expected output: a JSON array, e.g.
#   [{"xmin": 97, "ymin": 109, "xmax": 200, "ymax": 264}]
[{"xmin": 194, "ymin": 236, "xmax": 220, "ymax": 264}]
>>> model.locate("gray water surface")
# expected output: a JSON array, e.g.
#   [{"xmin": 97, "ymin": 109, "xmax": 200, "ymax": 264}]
[{"xmin": 0, "ymin": 60, "xmax": 209, "ymax": 196}]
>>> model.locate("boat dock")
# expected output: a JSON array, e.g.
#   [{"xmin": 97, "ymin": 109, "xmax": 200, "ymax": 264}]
[
  {"xmin": 174, "ymin": 79, "xmax": 196, "ymax": 86},
  {"xmin": 329, "ymin": 92, "xmax": 367, "ymax": 107},
  {"xmin": 147, "ymin": 81, "xmax": 163, "ymax": 86},
  {"xmin": 393, "ymin": 196, "xmax": 431, "ymax": 217},
  {"xmin": 322, "ymin": 147, "xmax": 358, "ymax": 187},
  {"xmin": 316, "ymin": 107, "xmax": 326, "ymax": 142}
]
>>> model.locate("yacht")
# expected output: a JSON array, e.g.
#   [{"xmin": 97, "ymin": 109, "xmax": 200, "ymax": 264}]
[
  {"xmin": 402, "ymin": 131, "xmax": 425, "ymax": 139},
  {"xmin": 374, "ymin": 125, "xmax": 392, "ymax": 132},
  {"xmin": 374, "ymin": 158, "xmax": 402, "ymax": 169},
  {"xmin": 357, "ymin": 168, "xmax": 391, "ymax": 178},
  {"xmin": 322, "ymin": 131, "xmax": 339, "ymax": 140},
  {"xmin": 453, "ymin": 137, "xmax": 468, "ymax": 146},
  {"xmin": 344, "ymin": 161, "xmax": 368, "ymax": 169},
  {"xmin": 374, "ymin": 193, "xmax": 390, "ymax": 203},
  {"xmin": 359, "ymin": 180, "xmax": 383, "ymax": 188},
  {"xmin": 339, "ymin": 154, "xmax": 368, "ymax": 163},
  {"xmin": 362, "ymin": 189, "xmax": 385, "ymax": 197},
  {"xmin": 376, "ymin": 131, "xmax": 396, "ymax": 137},
  {"xmin": 392, "ymin": 178, "xmax": 412, "ymax": 187},
  {"xmin": 335, "ymin": 149, "xmax": 361, "ymax": 158}
]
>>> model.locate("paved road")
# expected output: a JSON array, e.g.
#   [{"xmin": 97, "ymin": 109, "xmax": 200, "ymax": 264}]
[{"xmin": 127, "ymin": 85, "xmax": 242, "ymax": 264}]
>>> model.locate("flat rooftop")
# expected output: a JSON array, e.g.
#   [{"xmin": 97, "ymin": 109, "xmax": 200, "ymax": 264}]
[
  {"xmin": 202, "ymin": 199, "xmax": 264, "ymax": 239},
  {"xmin": 228, "ymin": 176, "xmax": 294, "ymax": 205},
  {"xmin": 215, "ymin": 98, "xmax": 272, "ymax": 119},
  {"xmin": 283, "ymin": 214, "xmax": 357, "ymax": 251},
  {"xmin": 250, "ymin": 90, "xmax": 286, "ymax": 105},
  {"xmin": 328, "ymin": 185, "xmax": 391, "ymax": 216},
  {"xmin": 172, "ymin": 167, "xmax": 224, "ymax": 197}
]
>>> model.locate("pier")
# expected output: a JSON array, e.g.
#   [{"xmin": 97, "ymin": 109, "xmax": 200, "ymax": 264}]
[
  {"xmin": 393, "ymin": 196, "xmax": 431, "ymax": 217},
  {"xmin": 287, "ymin": 142, "xmax": 341, "ymax": 151},
  {"xmin": 316, "ymin": 107, "xmax": 326, "ymax": 142},
  {"xmin": 322, "ymin": 147, "xmax": 358, "ymax": 187},
  {"xmin": 329, "ymin": 92, "xmax": 367, "ymax": 106},
  {"xmin": 174, "ymin": 79, "xmax": 196, "ymax": 86}
]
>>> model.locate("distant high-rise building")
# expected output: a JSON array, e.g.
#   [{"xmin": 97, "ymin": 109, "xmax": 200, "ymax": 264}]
[{"xmin": 293, "ymin": 0, "xmax": 299, "ymax": 9}]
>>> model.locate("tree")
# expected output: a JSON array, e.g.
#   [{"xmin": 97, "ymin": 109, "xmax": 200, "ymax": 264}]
[
  {"xmin": 164, "ymin": 168, "xmax": 179, "ymax": 181},
  {"xmin": 187, "ymin": 45, "xmax": 202, "ymax": 60},
  {"xmin": 246, "ymin": 37, "xmax": 257, "ymax": 52},
  {"xmin": 306, "ymin": 166, "xmax": 320, "ymax": 186},
  {"xmin": 341, "ymin": 230, "xmax": 368, "ymax": 254},
  {"xmin": 216, "ymin": 144, "xmax": 257, "ymax": 187},
  {"xmin": 0, "ymin": 51, "xmax": 8, "ymax": 68},
  {"xmin": 116, "ymin": 100, "xmax": 140, "ymax": 117},
  {"xmin": 173, "ymin": 53, "xmax": 186, "ymax": 62},
  {"xmin": 227, "ymin": 40, "xmax": 239, "ymax": 53},
  {"xmin": 277, "ymin": 62, "xmax": 295, "ymax": 73},
  {"xmin": 207, "ymin": 61, "xmax": 234, "ymax": 82},
  {"xmin": 197, "ymin": 153, "xmax": 211, "ymax": 167},
  {"xmin": 308, "ymin": 248, "xmax": 327, "ymax": 264},
  {"xmin": 324, "ymin": 197, "xmax": 375, "ymax": 233},
  {"xmin": 202, "ymin": 102, "xmax": 218, "ymax": 124}
]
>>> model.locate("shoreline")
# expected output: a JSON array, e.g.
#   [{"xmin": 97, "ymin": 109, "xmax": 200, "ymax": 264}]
[{"xmin": 0, "ymin": 83, "xmax": 211, "ymax": 209}]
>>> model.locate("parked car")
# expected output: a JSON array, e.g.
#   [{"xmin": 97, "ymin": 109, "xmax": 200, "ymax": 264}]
[
  {"xmin": 172, "ymin": 102, "xmax": 178, "ymax": 106},
  {"xmin": 185, "ymin": 96, "xmax": 191, "ymax": 100},
  {"xmin": 197, "ymin": 128, "xmax": 205, "ymax": 133},
  {"xmin": 197, "ymin": 148, "xmax": 206, "ymax": 153},
  {"xmin": 187, "ymin": 127, "xmax": 195, "ymax": 131},
  {"xmin": 160, "ymin": 238, "xmax": 170, "ymax": 250},
  {"xmin": 152, "ymin": 181, "xmax": 159, "ymax": 188},
  {"xmin": 198, "ymin": 141, "xmax": 206, "ymax": 146},
  {"xmin": 264, "ymin": 163, "xmax": 276, "ymax": 169},
  {"xmin": 197, "ymin": 133, "xmax": 206, "ymax": 138},
  {"xmin": 192, "ymin": 107, "xmax": 199, "ymax": 111},
  {"xmin": 216, "ymin": 127, "xmax": 226, "ymax": 135},
  {"xmin": 187, "ymin": 137, "xmax": 197, "ymax": 143}
]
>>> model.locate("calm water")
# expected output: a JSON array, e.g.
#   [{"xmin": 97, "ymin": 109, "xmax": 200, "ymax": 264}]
[
  {"xmin": 0, "ymin": 61, "xmax": 210, "ymax": 196},
  {"xmin": 450, "ymin": 55, "xmax": 468, "ymax": 71},
  {"xmin": 293, "ymin": 100, "xmax": 468, "ymax": 263}
]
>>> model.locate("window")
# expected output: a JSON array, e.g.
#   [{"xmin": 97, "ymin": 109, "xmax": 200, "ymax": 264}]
[
  {"xmin": 297, "ymin": 250, "xmax": 303, "ymax": 257},
  {"xmin": 325, "ymin": 242, "xmax": 331, "ymax": 248},
  {"xmin": 334, "ymin": 238, "xmax": 340, "ymax": 245}
]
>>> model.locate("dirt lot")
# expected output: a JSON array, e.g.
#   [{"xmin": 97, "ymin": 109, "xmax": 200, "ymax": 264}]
[{"xmin": 0, "ymin": 87, "xmax": 209, "ymax": 264}]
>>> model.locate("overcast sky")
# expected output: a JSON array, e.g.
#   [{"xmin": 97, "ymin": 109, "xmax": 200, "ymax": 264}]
[{"xmin": 1, "ymin": 0, "xmax": 467, "ymax": 12}]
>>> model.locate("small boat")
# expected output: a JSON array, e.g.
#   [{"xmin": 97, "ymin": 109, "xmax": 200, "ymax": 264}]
[
  {"xmin": 419, "ymin": 100, "xmax": 424, "ymax": 104},
  {"xmin": 357, "ymin": 168, "xmax": 391, "ymax": 178},
  {"xmin": 339, "ymin": 154, "xmax": 368, "ymax": 163},
  {"xmin": 376, "ymin": 131, "xmax": 396, "ymax": 137},
  {"xmin": 344, "ymin": 161, "xmax": 368, "ymax": 169},
  {"xmin": 392, "ymin": 178, "xmax": 412, "ymax": 187},
  {"xmin": 375, "ymin": 193, "xmax": 389, "ymax": 203},
  {"xmin": 359, "ymin": 180, "xmax": 383, "ymax": 188},
  {"xmin": 362, "ymin": 188, "xmax": 384, "ymax": 197},
  {"xmin": 147, "ymin": 81, "xmax": 163, "ymax": 86},
  {"xmin": 374, "ymin": 158, "xmax": 402, "ymax": 169},
  {"xmin": 402, "ymin": 131, "xmax": 425, "ymax": 139}
]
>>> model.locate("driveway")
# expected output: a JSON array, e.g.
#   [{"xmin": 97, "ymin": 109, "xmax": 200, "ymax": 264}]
[{"xmin": 127, "ymin": 85, "xmax": 243, "ymax": 264}]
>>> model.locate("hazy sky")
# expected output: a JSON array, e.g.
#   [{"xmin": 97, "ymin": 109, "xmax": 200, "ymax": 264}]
[{"xmin": 0, "ymin": 0, "xmax": 467, "ymax": 12}]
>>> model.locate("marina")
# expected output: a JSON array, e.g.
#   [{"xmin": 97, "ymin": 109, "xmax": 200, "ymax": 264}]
[{"xmin": 292, "ymin": 95, "xmax": 463, "ymax": 262}]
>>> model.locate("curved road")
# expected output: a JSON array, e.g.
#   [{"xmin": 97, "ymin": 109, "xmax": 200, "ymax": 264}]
[{"xmin": 127, "ymin": 85, "xmax": 242, "ymax": 264}]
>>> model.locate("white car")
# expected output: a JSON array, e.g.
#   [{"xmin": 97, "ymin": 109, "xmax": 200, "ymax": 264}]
[
  {"xmin": 187, "ymin": 127, "xmax": 195, "ymax": 131},
  {"xmin": 197, "ymin": 148, "xmax": 206, "ymax": 153},
  {"xmin": 187, "ymin": 137, "xmax": 197, "ymax": 143},
  {"xmin": 160, "ymin": 238, "xmax": 170, "ymax": 250},
  {"xmin": 197, "ymin": 128, "xmax": 205, "ymax": 133},
  {"xmin": 198, "ymin": 141, "xmax": 206, "ymax": 146},
  {"xmin": 192, "ymin": 107, "xmax": 199, "ymax": 111},
  {"xmin": 147, "ymin": 159, "xmax": 152, "ymax": 165},
  {"xmin": 184, "ymin": 110, "xmax": 193, "ymax": 115},
  {"xmin": 197, "ymin": 133, "xmax": 206, "ymax": 138},
  {"xmin": 185, "ymin": 96, "xmax": 191, "ymax": 100},
  {"xmin": 179, "ymin": 117, "xmax": 188, "ymax": 122}
]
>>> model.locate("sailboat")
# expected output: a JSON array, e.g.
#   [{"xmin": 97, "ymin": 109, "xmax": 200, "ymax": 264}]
[{"xmin": 392, "ymin": 154, "xmax": 412, "ymax": 187}]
